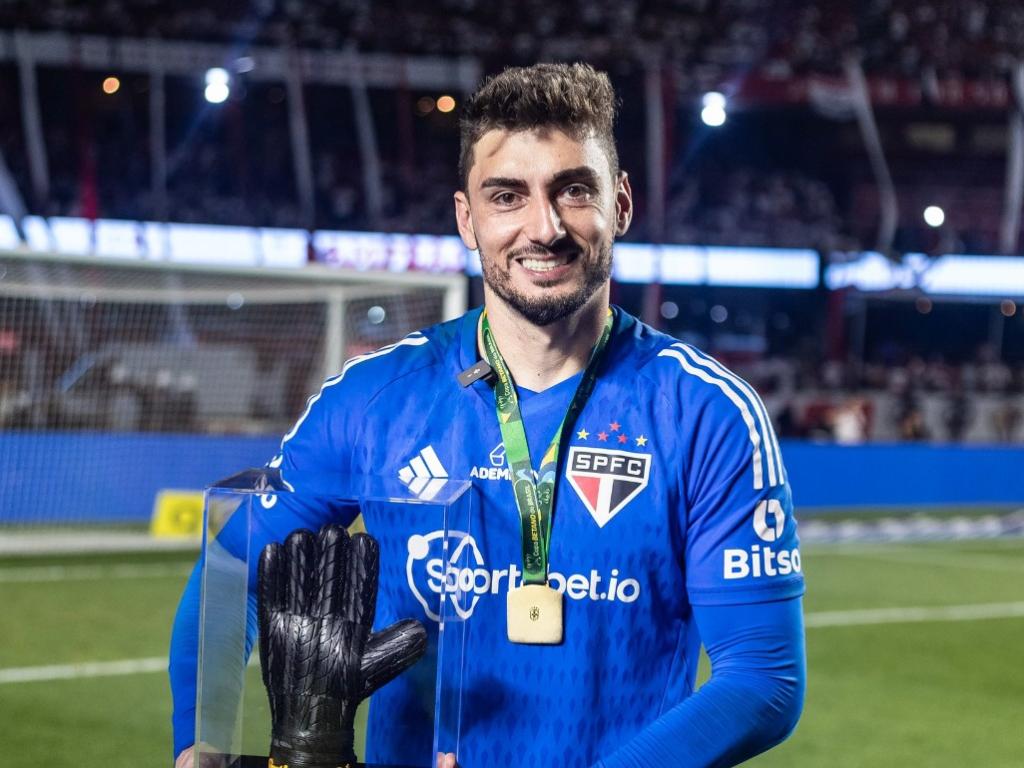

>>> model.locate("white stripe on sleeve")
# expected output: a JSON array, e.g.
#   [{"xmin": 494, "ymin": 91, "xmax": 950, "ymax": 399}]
[
  {"xmin": 281, "ymin": 334, "xmax": 429, "ymax": 447},
  {"xmin": 658, "ymin": 348, "xmax": 766, "ymax": 490},
  {"xmin": 676, "ymin": 343, "xmax": 783, "ymax": 486}
]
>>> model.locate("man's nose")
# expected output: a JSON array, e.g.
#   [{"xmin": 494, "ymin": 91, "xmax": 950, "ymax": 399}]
[{"xmin": 523, "ymin": 197, "xmax": 566, "ymax": 246}]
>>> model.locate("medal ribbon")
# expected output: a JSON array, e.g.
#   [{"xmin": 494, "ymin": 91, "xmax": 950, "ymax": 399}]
[{"xmin": 480, "ymin": 308, "xmax": 614, "ymax": 585}]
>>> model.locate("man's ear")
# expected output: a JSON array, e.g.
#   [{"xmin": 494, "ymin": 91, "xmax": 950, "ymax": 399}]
[
  {"xmin": 454, "ymin": 191, "xmax": 478, "ymax": 251},
  {"xmin": 614, "ymin": 172, "xmax": 634, "ymax": 237}
]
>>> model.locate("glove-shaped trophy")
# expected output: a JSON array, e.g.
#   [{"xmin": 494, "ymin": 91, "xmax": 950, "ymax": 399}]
[{"xmin": 258, "ymin": 524, "xmax": 427, "ymax": 768}]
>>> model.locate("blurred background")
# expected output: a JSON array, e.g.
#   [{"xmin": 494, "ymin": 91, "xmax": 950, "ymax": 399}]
[{"xmin": 0, "ymin": 2, "xmax": 1021, "ymax": 767}]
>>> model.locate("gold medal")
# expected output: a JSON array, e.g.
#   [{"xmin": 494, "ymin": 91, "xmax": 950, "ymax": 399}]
[
  {"xmin": 481, "ymin": 310, "xmax": 614, "ymax": 648},
  {"xmin": 506, "ymin": 584, "xmax": 563, "ymax": 645}
]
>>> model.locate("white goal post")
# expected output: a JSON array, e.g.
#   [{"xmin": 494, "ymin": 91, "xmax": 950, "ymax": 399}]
[{"xmin": 0, "ymin": 248, "xmax": 467, "ymax": 531}]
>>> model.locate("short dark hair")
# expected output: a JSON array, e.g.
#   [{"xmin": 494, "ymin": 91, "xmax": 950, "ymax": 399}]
[{"xmin": 458, "ymin": 62, "xmax": 620, "ymax": 190}]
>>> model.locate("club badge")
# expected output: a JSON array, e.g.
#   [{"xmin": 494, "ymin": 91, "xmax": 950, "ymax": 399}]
[{"xmin": 566, "ymin": 445, "xmax": 651, "ymax": 528}]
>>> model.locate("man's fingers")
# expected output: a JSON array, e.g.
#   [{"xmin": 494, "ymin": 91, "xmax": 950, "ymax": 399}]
[
  {"xmin": 314, "ymin": 524, "xmax": 349, "ymax": 616},
  {"xmin": 435, "ymin": 752, "xmax": 458, "ymax": 768},
  {"xmin": 344, "ymin": 532, "xmax": 379, "ymax": 626},
  {"xmin": 284, "ymin": 528, "xmax": 316, "ymax": 614},
  {"xmin": 174, "ymin": 745, "xmax": 193, "ymax": 768},
  {"xmin": 360, "ymin": 618, "xmax": 427, "ymax": 697}
]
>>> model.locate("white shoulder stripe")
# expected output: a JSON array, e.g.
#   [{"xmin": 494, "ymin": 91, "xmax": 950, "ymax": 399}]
[
  {"xmin": 281, "ymin": 334, "xmax": 429, "ymax": 446},
  {"xmin": 658, "ymin": 347, "xmax": 766, "ymax": 490},
  {"xmin": 676, "ymin": 344, "xmax": 785, "ymax": 486}
]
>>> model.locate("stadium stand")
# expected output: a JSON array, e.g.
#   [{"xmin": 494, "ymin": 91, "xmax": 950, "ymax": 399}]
[
  {"xmin": 0, "ymin": 0, "xmax": 1022, "ymax": 450},
  {"xmin": 0, "ymin": 11, "xmax": 1021, "ymax": 768},
  {"xmin": 1, "ymin": 1, "xmax": 1023, "ymax": 248}
]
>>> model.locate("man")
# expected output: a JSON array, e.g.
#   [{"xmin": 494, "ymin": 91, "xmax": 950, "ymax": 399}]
[{"xmin": 171, "ymin": 62, "xmax": 806, "ymax": 768}]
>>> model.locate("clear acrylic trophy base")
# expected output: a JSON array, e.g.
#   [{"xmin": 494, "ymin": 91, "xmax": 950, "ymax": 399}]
[{"xmin": 195, "ymin": 468, "xmax": 473, "ymax": 768}]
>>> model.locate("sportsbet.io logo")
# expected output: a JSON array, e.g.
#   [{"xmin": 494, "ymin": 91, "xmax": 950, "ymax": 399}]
[
  {"xmin": 723, "ymin": 499, "xmax": 802, "ymax": 580},
  {"xmin": 406, "ymin": 530, "xmax": 641, "ymax": 622}
]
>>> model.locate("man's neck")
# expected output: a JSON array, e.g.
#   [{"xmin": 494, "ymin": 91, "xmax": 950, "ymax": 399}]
[{"xmin": 480, "ymin": 288, "xmax": 610, "ymax": 392}]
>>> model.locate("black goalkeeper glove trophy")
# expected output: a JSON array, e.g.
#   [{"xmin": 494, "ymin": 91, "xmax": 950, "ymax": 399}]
[{"xmin": 258, "ymin": 524, "xmax": 427, "ymax": 768}]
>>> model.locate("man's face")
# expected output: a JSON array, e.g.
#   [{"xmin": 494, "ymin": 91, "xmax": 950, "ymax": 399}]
[{"xmin": 454, "ymin": 127, "xmax": 632, "ymax": 326}]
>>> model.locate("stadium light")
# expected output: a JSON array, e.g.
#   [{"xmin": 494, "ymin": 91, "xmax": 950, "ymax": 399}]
[
  {"xmin": 204, "ymin": 68, "xmax": 231, "ymax": 104},
  {"xmin": 923, "ymin": 205, "xmax": 945, "ymax": 228},
  {"xmin": 701, "ymin": 92, "xmax": 727, "ymax": 127},
  {"xmin": 102, "ymin": 76, "xmax": 121, "ymax": 95},
  {"xmin": 437, "ymin": 95, "xmax": 457, "ymax": 113},
  {"xmin": 416, "ymin": 96, "xmax": 436, "ymax": 115}
]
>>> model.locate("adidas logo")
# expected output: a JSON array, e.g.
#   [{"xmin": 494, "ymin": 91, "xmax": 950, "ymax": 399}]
[{"xmin": 398, "ymin": 445, "xmax": 449, "ymax": 500}]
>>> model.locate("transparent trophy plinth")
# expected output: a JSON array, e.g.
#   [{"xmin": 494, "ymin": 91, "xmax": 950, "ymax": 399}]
[{"xmin": 195, "ymin": 468, "xmax": 474, "ymax": 768}]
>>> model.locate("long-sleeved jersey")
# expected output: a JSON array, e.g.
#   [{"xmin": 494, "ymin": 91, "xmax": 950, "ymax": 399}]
[{"xmin": 170, "ymin": 306, "xmax": 805, "ymax": 767}]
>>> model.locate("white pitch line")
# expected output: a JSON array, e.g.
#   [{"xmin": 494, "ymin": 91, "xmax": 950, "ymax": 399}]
[
  {"xmin": 2, "ymin": 602, "xmax": 1023, "ymax": 686},
  {"xmin": 821, "ymin": 548, "xmax": 1024, "ymax": 574},
  {"xmin": 806, "ymin": 601, "xmax": 1024, "ymax": 628},
  {"xmin": 0, "ymin": 563, "xmax": 193, "ymax": 583},
  {"xmin": 0, "ymin": 657, "xmax": 167, "ymax": 684}
]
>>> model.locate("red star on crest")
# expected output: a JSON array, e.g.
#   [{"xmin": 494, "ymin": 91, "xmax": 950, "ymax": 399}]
[
  {"xmin": 617, "ymin": 433, "xmax": 628, "ymax": 444},
  {"xmin": 597, "ymin": 431, "xmax": 609, "ymax": 442},
  {"xmin": 609, "ymin": 421, "xmax": 621, "ymax": 432}
]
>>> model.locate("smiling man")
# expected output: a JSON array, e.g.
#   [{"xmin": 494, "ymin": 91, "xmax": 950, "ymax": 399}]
[{"xmin": 170, "ymin": 63, "xmax": 806, "ymax": 768}]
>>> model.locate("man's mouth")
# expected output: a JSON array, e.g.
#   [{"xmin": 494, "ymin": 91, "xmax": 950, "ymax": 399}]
[{"xmin": 516, "ymin": 252, "xmax": 577, "ymax": 272}]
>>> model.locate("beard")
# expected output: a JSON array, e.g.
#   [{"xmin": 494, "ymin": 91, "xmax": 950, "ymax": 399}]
[{"xmin": 479, "ymin": 240, "xmax": 613, "ymax": 326}]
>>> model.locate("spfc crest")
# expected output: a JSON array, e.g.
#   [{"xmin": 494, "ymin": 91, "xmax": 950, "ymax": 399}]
[{"xmin": 567, "ymin": 446, "xmax": 651, "ymax": 528}]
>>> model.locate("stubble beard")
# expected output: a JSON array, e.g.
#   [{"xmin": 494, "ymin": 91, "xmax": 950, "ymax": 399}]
[{"xmin": 480, "ymin": 241, "xmax": 613, "ymax": 327}]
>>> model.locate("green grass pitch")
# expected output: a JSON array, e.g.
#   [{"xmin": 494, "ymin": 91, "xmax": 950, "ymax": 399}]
[{"xmin": 0, "ymin": 534, "xmax": 1021, "ymax": 767}]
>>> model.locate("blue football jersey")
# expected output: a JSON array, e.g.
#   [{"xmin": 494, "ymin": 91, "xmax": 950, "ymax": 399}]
[{"xmin": 253, "ymin": 306, "xmax": 804, "ymax": 767}]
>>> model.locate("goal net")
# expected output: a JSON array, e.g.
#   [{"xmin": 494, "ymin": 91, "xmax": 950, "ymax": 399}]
[{"xmin": 0, "ymin": 249, "xmax": 466, "ymax": 537}]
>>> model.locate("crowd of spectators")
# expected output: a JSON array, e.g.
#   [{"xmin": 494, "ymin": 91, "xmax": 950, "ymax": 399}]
[
  {"xmin": 1, "ymin": 1, "xmax": 1023, "ymax": 247},
  {"xmin": 735, "ymin": 346, "xmax": 1024, "ymax": 444},
  {"xmin": 3, "ymin": 1, "xmax": 1024, "ymax": 78},
  {"xmin": 662, "ymin": 170, "xmax": 850, "ymax": 250}
]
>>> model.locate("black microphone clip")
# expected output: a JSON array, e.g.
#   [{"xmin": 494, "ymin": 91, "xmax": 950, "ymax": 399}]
[{"xmin": 457, "ymin": 360, "xmax": 495, "ymax": 387}]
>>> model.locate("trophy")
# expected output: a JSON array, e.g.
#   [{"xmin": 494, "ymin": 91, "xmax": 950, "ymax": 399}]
[{"xmin": 194, "ymin": 469, "xmax": 472, "ymax": 768}]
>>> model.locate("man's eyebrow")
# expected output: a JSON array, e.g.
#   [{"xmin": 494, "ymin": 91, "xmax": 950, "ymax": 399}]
[
  {"xmin": 550, "ymin": 166, "xmax": 601, "ymax": 185},
  {"xmin": 479, "ymin": 167, "xmax": 603, "ymax": 192},
  {"xmin": 479, "ymin": 176, "xmax": 527, "ymax": 190}
]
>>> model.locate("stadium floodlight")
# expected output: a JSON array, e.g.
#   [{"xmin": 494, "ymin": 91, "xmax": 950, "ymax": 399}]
[
  {"xmin": 204, "ymin": 68, "xmax": 231, "ymax": 104},
  {"xmin": 923, "ymin": 205, "xmax": 945, "ymax": 228},
  {"xmin": 701, "ymin": 92, "xmax": 727, "ymax": 127}
]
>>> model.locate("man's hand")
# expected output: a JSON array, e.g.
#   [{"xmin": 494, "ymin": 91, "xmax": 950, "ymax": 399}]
[
  {"xmin": 172, "ymin": 745, "xmax": 227, "ymax": 768},
  {"xmin": 259, "ymin": 524, "xmax": 427, "ymax": 768},
  {"xmin": 436, "ymin": 752, "xmax": 459, "ymax": 768},
  {"xmin": 173, "ymin": 745, "xmax": 193, "ymax": 768}
]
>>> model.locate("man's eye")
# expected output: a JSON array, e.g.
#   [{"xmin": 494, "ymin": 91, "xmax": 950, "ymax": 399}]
[
  {"xmin": 562, "ymin": 184, "xmax": 593, "ymax": 200},
  {"xmin": 493, "ymin": 192, "xmax": 518, "ymax": 206}
]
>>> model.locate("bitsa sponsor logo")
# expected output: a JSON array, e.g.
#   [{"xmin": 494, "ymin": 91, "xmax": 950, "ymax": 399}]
[
  {"xmin": 723, "ymin": 499, "xmax": 802, "ymax": 580},
  {"xmin": 406, "ymin": 530, "xmax": 641, "ymax": 622}
]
